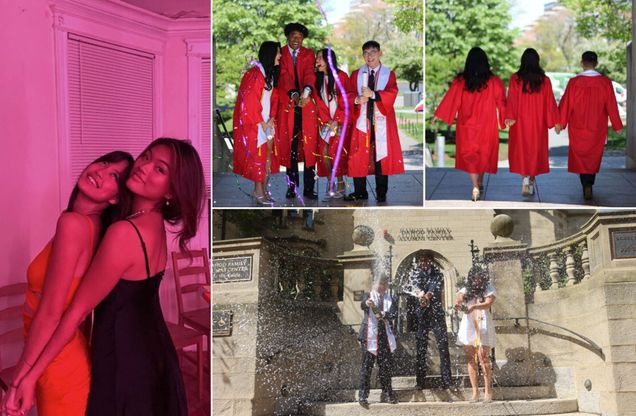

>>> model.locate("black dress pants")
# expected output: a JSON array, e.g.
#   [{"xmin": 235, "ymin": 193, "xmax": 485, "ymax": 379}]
[
  {"xmin": 352, "ymin": 127, "xmax": 388, "ymax": 197},
  {"xmin": 359, "ymin": 322, "xmax": 393, "ymax": 399},
  {"xmin": 416, "ymin": 317, "xmax": 452, "ymax": 387},
  {"xmin": 287, "ymin": 107, "xmax": 315, "ymax": 193}
]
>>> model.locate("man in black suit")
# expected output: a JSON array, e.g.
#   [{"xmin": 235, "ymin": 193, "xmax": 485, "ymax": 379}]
[
  {"xmin": 413, "ymin": 255, "xmax": 452, "ymax": 389},
  {"xmin": 357, "ymin": 276, "xmax": 398, "ymax": 406}
]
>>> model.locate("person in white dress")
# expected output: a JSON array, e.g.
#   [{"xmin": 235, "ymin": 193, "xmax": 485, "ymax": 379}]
[{"xmin": 455, "ymin": 265, "xmax": 496, "ymax": 403}]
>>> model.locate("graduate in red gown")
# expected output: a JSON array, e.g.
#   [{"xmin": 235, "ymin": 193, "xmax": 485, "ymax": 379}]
[
  {"xmin": 432, "ymin": 47, "xmax": 506, "ymax": 201},
  {"xmin": 276, "ymin": 22, "xmax": 319, "ymax": 200},
  {"xmin": 505, "ymin": 48, "xmax": 561, "ymax": 196},
  {"xmin": 559, "ymin": 51, "xmax": 623, "ymax": 200},
  {"xmin": 232, "ymin": 41, "xmax": 281, "ymax": 206},
  {"xmin": 345, "ymin": 40, "xmax": 404, "ymax": 203},
  {"xmin": 313, "ymin": 48, "xmax": 352, "ymax": 199}
]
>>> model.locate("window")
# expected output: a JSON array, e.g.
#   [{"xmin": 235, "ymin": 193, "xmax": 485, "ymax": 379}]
[{"xmin": 67, "ymin": 33, "xmax": 154, "ymax": 183}]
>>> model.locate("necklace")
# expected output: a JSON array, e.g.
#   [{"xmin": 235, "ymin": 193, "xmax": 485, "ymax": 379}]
[{"xmin": 127, "ymin": 209, "xmax": 148, "ymax": 219}]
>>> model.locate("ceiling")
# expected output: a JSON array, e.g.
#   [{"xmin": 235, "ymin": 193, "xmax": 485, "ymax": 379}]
[{"xmin": 118, "ymin": 0, "xmax": 210, "ymax": 19}]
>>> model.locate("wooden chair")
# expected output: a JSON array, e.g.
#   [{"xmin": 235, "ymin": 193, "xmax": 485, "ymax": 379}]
[
  {"xmin": 0, "ymin": 283, "xmax": 27, "ymax": 399},
  {"xmin": 168, "ymin": 248, "xmax": 210, "ymax": 401},
  {"xmin": 171, "ymin": 249, "xmax": 210, "ymax": 336}
]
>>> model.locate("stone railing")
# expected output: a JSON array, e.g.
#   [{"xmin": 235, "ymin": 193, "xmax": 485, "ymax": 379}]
[{"xmin": 524, "ymin": 211, "xmax": 636, "ymax": 292}]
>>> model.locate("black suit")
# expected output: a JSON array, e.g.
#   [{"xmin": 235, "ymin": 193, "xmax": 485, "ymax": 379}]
[
  {"xmin": 358, "ymin": 292, "xmax": 397, "ymax": 400},
  {"xmin": 414, "ymin": 266, "xmax": 452, "ymax": 387}
]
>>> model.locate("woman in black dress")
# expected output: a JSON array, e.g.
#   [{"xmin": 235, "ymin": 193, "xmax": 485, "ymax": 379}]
[{"xmin": 6, "ymin": 138, "xmax": 206, "ymax": 416}]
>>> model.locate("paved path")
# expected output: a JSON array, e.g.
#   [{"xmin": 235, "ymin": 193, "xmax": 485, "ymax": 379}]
[
  {"xmin": 214, "ymin": 170, "xmax": 423, "ymax": 207},
  {"xmin": 425, "ymin": 165, "xmax": 636, "ymax": 208}
]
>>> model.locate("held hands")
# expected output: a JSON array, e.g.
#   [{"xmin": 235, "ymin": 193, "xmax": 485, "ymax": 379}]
[
  {"xmin": 298, "ymin": 96, "xmax": 310, "ymax": 108},
  {"xmin": 2, "ymin": 377, "xmax": 36, "ymax": 416},
  {"xmin": 365, "ymin": 298, "xmax": 374, "ymax": 308},
  {"xmin": 430, "ymin": 116, "xmax": 438, "ymax": 126},
  {"xmin": 361, "ymin": 87, "xmax": 375, "ymax": 99},
  {"xmin": 554, "ymin": 123, "xmax": 562, "ymax": 134},
  {"xmin": 356, "ymin": 95, "xmax": 369, "ymax": 105},
  {"xmin": 505, "ymin": 119, "xmax": 516, "ymax": 127}
]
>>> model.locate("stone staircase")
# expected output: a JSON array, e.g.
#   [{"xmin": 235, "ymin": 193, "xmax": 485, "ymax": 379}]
[{"xmin": 301, "ymin": 376, "xmax": 586, "ymax": 415}]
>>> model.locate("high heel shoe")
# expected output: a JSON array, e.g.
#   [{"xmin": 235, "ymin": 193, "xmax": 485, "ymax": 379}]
[
  {"xmin": 471, "ymin": 187, "xmax": 480, "ymax": 201},
  {"xmin": 251, "ymin": 192, "xmax": 274, "ymax": 206},
  {"xmin": 522, "ymin": 177, "xmax": 531, "ymax": 196}
]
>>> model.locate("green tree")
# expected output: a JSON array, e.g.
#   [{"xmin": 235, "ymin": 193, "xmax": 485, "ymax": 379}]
[
  {"xmin": 425, "ymin": 0, "xmax": 518, "ymax": 114},
  {"xmin": 386, "ymin": 0, "xmax": 423, "ymax": 34},
  {"xmin": 561, "ymin": 0, "xmax": 631, "ymax": 83},
  {"xmin": 213, "ymin": 0, "xmax": 330, "ymax": 108}
]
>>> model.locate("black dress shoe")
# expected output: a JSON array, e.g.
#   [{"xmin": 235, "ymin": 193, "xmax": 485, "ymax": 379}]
[
  {"xmin": 376, "ymin": 195, "xmax": 387, "ymax": 203},
  {"xmin": 380, "ymin": 393, "xmax": 398, "ymax": 404},
  {"xmin": 583, "ymin": 185, "xmax": 593, "ymax": 200},
  {"xmin": 285, "ymin": 187, "xmax": 296, "ymax": 199},
  {"xmin": 303, "ymin": 190, "xmax": 318, "ymax": 200},
  {"xmin": 344, "ymin": 192, "xmax": 368, "ymax": 201},
  {"xmin": 414, "ymin": 384, "xmax": 425, "ymax": 390},
  {"xmin": 358, "ymin": 398, "xmax": 369, "ymax": 407}
]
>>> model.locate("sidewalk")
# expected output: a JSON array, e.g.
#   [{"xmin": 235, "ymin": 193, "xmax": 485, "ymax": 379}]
[
  {"xmin": 213, "ymin": 124, "xmax": 424, "ymax": 207},
  {"xmin": 213, "ymin": 170, "xmax": 423, "ymax": 207},
  {"xmin": 426, "ymin": 165, "xmax": 636, "ymax": 207},
  {"xmin": 427, "ymin": 127, "xmax": 635, "ymax": 207}
]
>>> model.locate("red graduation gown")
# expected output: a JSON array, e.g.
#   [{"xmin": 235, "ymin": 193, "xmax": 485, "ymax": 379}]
[
  {"xmin": 312, "ymin": 69, "xmax": 353, "ymax": 177},
  {"xmin": 275, "ymin": 46, "xmax": 318, "ymax": 168},
  {"xmin": 232, "ymin": 67, "xmax": 280, "ymax": 182},
  {"xmin": 434, "ymin": 76, "xmax": 506, "ymax": 174},
  {"xmin": 558, "ymin": 74, "xmax": 623, "ymax": 174},
  {"xmin": 347, "ymin": 68, "xmax": 404, "ymax": 178},
  {"xmin": 506, "ymin": 74, "xmax": 559, "ymax": 176}
]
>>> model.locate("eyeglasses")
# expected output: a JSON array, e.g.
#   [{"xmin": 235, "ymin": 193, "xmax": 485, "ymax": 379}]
[{"xmin": 363, "ymin": 49, "xmax": 380, "ymax": 57}]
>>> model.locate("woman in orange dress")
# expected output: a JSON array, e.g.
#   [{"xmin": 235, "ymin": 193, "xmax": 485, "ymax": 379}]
[{"xmin": 2, "ymin": 151, "xmax": 133, "ymax": 416}]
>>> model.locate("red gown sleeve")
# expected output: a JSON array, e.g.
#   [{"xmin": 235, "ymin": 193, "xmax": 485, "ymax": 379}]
[
  {"xmin": 493, "ymin": 76, "xmax": 506, "ymax": 129},
  {"xmin": 434, "ymin": 78, "xmax": 462, "ymax": 125},
  {"xmin": 605, "ymin": 79, "xmax": 624, "ymax": 132},
  {"xmin": 505, "ymin": 74, "xmax": 519, "ymax": 122},
  {"xmin": 543, "ymin": 76, "xmax": 559, "ymax": 128},
  {"xmin": 236, "ymin": 69, "xmax": 265, "ymax": 125},
  {"xmin": 558, "ymin": 78, "xmax": 574, "ymax": 129},
  {"xmin": 375, "ymin": 71, "xmax": 398, "ymax": 115},
  {"xmin": 300, "ymin": 49, "xmax": 317, "ymax": 92},
  {"xmin": 313, "ymin": 83, "xmax": 331, "ymax": 124}
]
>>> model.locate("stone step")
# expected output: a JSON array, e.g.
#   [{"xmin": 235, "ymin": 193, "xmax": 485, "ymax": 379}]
[
  {"xmin": 337, "ymin": 385, "xmax": 556, "ymax": 403},
  {"xmin": 302, "ymin": 398, "xmax": 579, "ymax": 416},
  {"xmin": 390, "ymin": 375, "xmax": 491, "ymax": 389}
]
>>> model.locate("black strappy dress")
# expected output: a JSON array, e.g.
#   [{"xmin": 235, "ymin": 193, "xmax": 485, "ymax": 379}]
[{"xmin": 86, "ymin": 220, "xmax": 188, "ymax": 415}]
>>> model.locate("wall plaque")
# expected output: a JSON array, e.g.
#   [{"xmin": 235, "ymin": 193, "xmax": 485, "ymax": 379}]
[
  {"xmin": 353, "ymin": 290, "xmax": 364, "ymax": 301},
  {"xmin": 397, "ymin": 227, "xmax": 454, "ymax": 241},
  {"xmin": 610, "ymin": 227, "xmax": 636, "ymax": 259},
  {"xmin": 213, "ymin": 255, "xmax": 253, "ymax": 283},
  {"xmin": 213, "ymin": 310, "xmax": 233, "ymax": 337}
]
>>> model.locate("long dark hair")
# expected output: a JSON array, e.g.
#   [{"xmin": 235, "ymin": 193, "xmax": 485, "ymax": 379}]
[
  {"xmin": 464, "ymin": 264, "xmax": 491, "ymax": 302},
  {"xmin": 67, "ymin": 151, "xmax": 134, "ymax": 230},
  {"xmin": 140, "ymin": 138, "xmax": 206, "ymax": 254},
  {"xmin": 258, "ymin": 41, "xmax": 281, "ymax": 91},
  {"xmin": 315, "ymin": 48, "xmax": 339, "ymax": 101},
  {"xmin": 516, "ymin": 48, "xmax": 545, "ymax": 93},
  {"xmin": 459, "ymin": 47, "xmax": 493, "ymax": 93}
]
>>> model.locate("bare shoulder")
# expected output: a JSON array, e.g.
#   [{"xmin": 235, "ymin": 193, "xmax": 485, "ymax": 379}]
[
  {"xmin": 56, "ymin": 211, "xmax": 90, "ymax": 238},
  {"xmin": 101, "ymin": 220, "xmax": 136, "ymax": 247}
]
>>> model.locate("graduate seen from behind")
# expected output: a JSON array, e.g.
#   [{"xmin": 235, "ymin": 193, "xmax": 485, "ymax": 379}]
[
  {"xmin": 276, "ymin": 22, "xmax": 319, "ymax": 200},
  {"xmin": 505, "ymin": 48, "xmax": 561, "ymax": 196},
  {"xmin": 345, "ymin": 40, "xmax": 404, "ymax": 203},
  {"xmin": 432, "ymin": 47, "xmax": 506, "ymax": 202},
  {"xmin": 454, "ymin": 265, "xmax": 497, "ymax": 403},
  {"xmin": 558, "ymin": 51, "xmax": 623, "ymax": 200},
  {"xmin": 357, "ymin": 276, "xmax": 398, "ymax": 407}
]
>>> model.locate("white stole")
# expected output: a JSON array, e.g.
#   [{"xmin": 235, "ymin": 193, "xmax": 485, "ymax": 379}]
[
  {"xmin": 256, "ymin": 63, "xmax": 273, "ymax": 147},
  {"xmin": 356, "ymin": 64, "xmax": 391, "ymax": 161},
  {"xmin": 366, "ymin": 290, "xmax": 397, "ymax": 355},
  {"xmin": 320, "ymin": 78, "xmax": 338, "ymax": 144}
]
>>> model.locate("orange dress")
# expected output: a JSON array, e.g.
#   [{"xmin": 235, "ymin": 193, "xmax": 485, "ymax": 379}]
[{"xmin": 23, "ymin": 218, "xmax": 93, "ymax": 416}]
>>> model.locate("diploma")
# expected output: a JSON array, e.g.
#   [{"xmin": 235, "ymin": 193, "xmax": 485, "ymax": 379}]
[{"xmin": 362, "ymin": 72, "xmax": 369, "ymax": 88}]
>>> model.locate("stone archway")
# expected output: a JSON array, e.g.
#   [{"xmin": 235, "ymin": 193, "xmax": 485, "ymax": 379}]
[{"xmin": 393, "ymin": 249, "xmax": 459, "ymax": 334}]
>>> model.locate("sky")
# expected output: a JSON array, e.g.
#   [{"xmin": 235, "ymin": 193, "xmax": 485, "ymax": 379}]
[{"xmin": 321, "ymin": 0, "xmax": 552, "ymax": 28}]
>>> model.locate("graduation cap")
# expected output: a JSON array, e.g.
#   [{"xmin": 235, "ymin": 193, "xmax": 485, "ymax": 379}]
[{"xmin": 284, "ymin": 22, "xmax": 309, "ymax": 38}]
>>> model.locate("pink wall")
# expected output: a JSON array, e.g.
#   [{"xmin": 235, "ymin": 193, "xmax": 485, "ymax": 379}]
[{"xmin": 0, "ymin": 0, "xmax": 210, "ymax": 370}]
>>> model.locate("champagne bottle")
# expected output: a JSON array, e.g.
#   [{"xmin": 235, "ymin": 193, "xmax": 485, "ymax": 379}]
[{"xmin": 370, "ymin": 302, "xmax": 383, "ymax": 320}]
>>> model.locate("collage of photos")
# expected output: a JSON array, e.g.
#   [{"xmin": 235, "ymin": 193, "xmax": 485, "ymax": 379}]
[
  {"xmin": 0, "ymin": 1, "xmax": 635, "ymax": 416},
  {"xmin": 212, "ymin": 1, "xmax": 636, "ymax": 416}
]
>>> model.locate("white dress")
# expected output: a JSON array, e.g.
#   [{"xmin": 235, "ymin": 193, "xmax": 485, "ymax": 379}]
[{"xmin": 456, "ymin": 283, "xmax": 496, "ymax": 347}]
